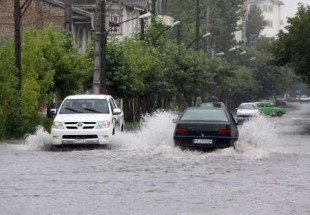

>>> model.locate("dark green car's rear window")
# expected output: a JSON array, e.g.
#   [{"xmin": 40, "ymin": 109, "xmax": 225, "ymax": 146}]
[{"xmin": 181, "ymin": 109, "xmax": 228, "ymax": 122}]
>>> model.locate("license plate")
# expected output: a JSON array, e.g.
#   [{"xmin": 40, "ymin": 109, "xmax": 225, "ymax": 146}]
[
  {"xmin": 75, "ymin": 139, "xmax": 86, "ymax": 144},
  {"xmin": 193, "ymin": 139, "xmax": 213, "ymax": 144}
]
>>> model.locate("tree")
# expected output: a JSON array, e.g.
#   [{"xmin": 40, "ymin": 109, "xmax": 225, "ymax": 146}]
[
  {"xmin": 208, "ymin": 0, "xmax": 244, "ymax": 52},
  {"xmin": 246, "ymin": 5, "xmax": 267, "ymax": 47},
  {"xmin": 0, "ymin": 25, "xmax": 92, "ymax": 138},
  {"xmin": 272, "ymin": 4, "xmax": 310, "ymax": 84},
  {"xmin": 168, "ymin": 0, "xmax": 244, "ymax": 52},
  {"xmin": 0, "ymin": 41, "xmax": 18, "ymax": 138}
]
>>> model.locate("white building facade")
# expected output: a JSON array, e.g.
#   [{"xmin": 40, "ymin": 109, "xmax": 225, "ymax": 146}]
[{"xmin": 247, "ymin": 0, "xmax": 284, "ymax": 38}]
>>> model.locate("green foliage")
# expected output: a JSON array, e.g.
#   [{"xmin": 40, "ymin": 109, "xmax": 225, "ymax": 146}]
[
  {"xmin": 168, "ymin": 0, "xmax": 244, "ymax": 52},
  {"xmin": 22, "ymin": 28, "xmax": 54, "ymax": 118},
  {"xmin": 0, "ymin": 41, "xmax": 18, "ymax": 138},
  {"xmin": 41, "ymin": 117, "xmax": 53, "ymax": 133},
  {"xmin": 0, "ymin": 26, "xmax": 90, "ymax": 139},
  {"xmin": 240, "ymin": 46, "xmax": 298, "ymax": 99},
  {"xmin": 36, "ymin": 25, "xmax": 90, "ymax": 99},
  {"xmin": 272, "ymin": 4, "xmax": 310, "ymax": 84},
  {"xmin": 0, "ymin": 3, "xmax": 303, "ymax": 135},
  {"xmin": 208, "ymin": 0, "xmax": 244, "ymax": 52},
  {"xmin": 79, "ymin": 43, "xmax": 95, "ymax": 91}
]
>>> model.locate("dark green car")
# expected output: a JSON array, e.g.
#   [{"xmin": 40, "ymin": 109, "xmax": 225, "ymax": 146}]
[{"xmin": 255, "ymin": 102, "xmax": 286, "ymax": 117}]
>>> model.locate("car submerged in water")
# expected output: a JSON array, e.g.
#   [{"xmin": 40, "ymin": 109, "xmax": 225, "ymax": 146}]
[
  {"xmin": 173, "ymin": 107, "xmax": 238, "ymax": 149},
  {"xmin": 50, "ymin": 94, "xmax": 125, "ymax": 146}
]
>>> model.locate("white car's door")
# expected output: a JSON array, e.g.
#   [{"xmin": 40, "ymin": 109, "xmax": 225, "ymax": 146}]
[{"xmin": 109, "ymin": 98, "xmax": 124, "ymax": 131}]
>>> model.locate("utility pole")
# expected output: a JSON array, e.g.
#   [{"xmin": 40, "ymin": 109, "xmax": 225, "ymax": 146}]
[
  {"xmin": 151, "ymin": 0, "xmax": 157, "ymax": 15},
  {"xmin": 140, "ymin": 11, "xmax": 145, "ymax": 40},
  {"xmin": 14, "ymin": 0, "xmax": 33, "ymax": 92},
  {"xmin": 243, "ymin": 0, "xmax": 248, "ymax": 45},
  {"xmin": 205, "ymin": 1, "xmax": 210, "ymax": 53},
  {"xmin": 64, "ymin": 0, "xmax": 72, "ymax": 33},
  {"xmin": 14, "ymin": 0, "xmax": 22, "ymax": 91},
  {"xmin": 93, "ymin": 0, "xmax": 106, "ymax": 94},
  {"xmin": 195, "ymin": 0, "xmax": 200, "ymax": 51},
  {"xmin": 100, "ymin": 0, "xmax": 106, "ymax": 94}
]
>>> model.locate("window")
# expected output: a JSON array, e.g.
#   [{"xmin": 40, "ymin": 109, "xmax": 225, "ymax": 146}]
[
  {"xmin": 60, "ymin": 99, "xmax": 109, "ymax": 114},
  {"xmin": 263, "ymin": 5, "xmax": 273, "ymax": 12},
  {"xmin": 109, "ymin": 98, "xmax": 117, "ymax": 113},
  {"xmin": 180, "ymin": 109, "xmax": 229, "ymax": 122},
  {"xmin": 108, "ymin": 9, "xmax": 123, "ymax": 35}
]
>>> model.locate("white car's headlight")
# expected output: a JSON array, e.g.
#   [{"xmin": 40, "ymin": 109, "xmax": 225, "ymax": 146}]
[
  {"xmin": 96, "ymin": 121, "xmax": 111, "ymax": 129},
  {"xmin": 52, "ymin": 121, "xmax": 64, "ymax": 129}
]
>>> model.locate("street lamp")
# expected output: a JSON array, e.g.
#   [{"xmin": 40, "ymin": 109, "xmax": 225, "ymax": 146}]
[
  {"xmin": 153, "ymin": 20, "xmax": 181, "ymax": 43},
  {"xmin": 249, "ymin": 57, "xmax": 256, "ymax": 61},
  {"xmin": 106, "ymin": 12, "xmax": 151, "ymax": 36},
  {"xmin": 215, "ymin": 52, "xmax": 225, "ymax": 56},
  {"xmin": 240, "ymin": 51, "xmax": 246, "ymax": 55},
  {"xmin": 186, "ymin": 32, "xmax": 211, "ymax": 49},
  {"xmin": 228, "ymin": 46, "xmax": 237, "ymax": 52},
  {"xmin": 93, "ymin": 12, "xmax": 151, "ymax": 94}
]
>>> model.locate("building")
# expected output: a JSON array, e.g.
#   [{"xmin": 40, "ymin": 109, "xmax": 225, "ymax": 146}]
[
  {"xmin": 0, "ymin": 0, "xmax": 150, "ymax": 53},
  {"xmin": 0, "ymin": 0, "xmax": 95, "ymax": 53},
  {"xmin": 247, "ymin": 0, "xmax": 284, "ymax": 38},
  {"xmin": 235, "ymin": 0, "xmax": 284, "ymax": 43},
  {"xmin": 150, "ymin": 0, "xmax": 174, "ymax": 25}
]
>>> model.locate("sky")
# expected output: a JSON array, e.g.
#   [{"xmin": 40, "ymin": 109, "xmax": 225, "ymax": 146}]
[{"xmin": 282, "ymin": 0, "xmax": 310, "ymax": 26}]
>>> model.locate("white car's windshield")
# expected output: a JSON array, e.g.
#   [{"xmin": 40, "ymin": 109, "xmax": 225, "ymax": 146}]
[
  {"xmin": 59, "ymin": 99, "xmax": 110, "ymax": 114},
  {"xmin": 238, "ymin": 103, "xmax": 257, "ymax": 110}
]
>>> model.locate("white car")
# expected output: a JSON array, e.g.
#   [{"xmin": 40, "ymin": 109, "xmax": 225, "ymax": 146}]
[
  {"xmin": 299, "ymin": 95, "xmax": 310, "ymax": 103},
  {"xmin": 236, "ymin": 102, "xmax": 260, "ymax": 124},
  {"xmin": 50, "ymin": 94, "xmax": 125, "ymax": 145}
]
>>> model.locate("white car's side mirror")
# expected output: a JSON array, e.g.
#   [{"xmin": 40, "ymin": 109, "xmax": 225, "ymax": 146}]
[{"xmin": 113, "ymin": 108, "xmax": 122, "ymax": 115}]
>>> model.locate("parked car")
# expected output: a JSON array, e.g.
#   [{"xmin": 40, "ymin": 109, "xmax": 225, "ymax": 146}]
[
  {"xmin": 255, "ymin": 101, "xmax": 286, "ymax": 117},
  {"xmin": 50, "ymin": 94, "xmax": 125, "ymax": 146},
  {"xmin": 173, "ymin": 107, "xmax": 238, "ymax": 149},
  {"xmin": 299, "ymin": 95, "xmax": 310, "ymax": 103},
  {"xmin": 236, "ymin": 102, "xmax": 260, "ymax": 124},
  {"xmin": 199, "ymin": 102, "xmax": 226, "ymax": 108},
  {"xmin": 274, "ymin": 97, "xmax": 287, "ymax": 106}
]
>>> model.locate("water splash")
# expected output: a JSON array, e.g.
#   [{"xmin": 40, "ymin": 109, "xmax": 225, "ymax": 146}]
[
  {"xmin": 235, "ymin": 116, "xmax": 280, "ymax": 158},
  {"xmin": 113, "ymin": 111, "xmax": 177, "ymax": 152},
  {"xmin": 14, "ymin": 111, "xmax": 286, "ymax": 159},
  {"xmin": 15, "ymin": 126, "xmax": 52, "ymax": 151}
]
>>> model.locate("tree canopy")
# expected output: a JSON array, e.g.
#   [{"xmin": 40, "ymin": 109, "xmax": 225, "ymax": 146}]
[
  {"xmin": 168, "ymin": 0, "xmax": 244, "ymax": 52},
  {"xmin": 0, "ymin": 3, "xmax": 303, "ymax": 138},
  {"xmin": 272, "ymin": 4, "xmax": 310, "ymax": 84}
]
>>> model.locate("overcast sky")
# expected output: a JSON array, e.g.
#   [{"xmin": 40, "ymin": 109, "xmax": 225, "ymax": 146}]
[{"xmin": 282, "ymin": 0, "xmax": 310, "ymax": 26}]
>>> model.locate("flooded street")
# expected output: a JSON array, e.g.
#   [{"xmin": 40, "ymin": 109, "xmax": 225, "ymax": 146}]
[{"xmin": 1, "ymin": 103, "xmax": 310, "ymax": 215}]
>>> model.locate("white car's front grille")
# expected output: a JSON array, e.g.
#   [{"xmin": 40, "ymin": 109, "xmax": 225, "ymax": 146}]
[{"xmin": 64, "ymin": 122, "xmax": 96, "ymax": 129}]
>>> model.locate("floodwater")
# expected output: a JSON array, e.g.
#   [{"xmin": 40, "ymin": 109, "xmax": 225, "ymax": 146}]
[{"xmin": 1, "ymin": 103, "xmax": 310, "ymax": 215}]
